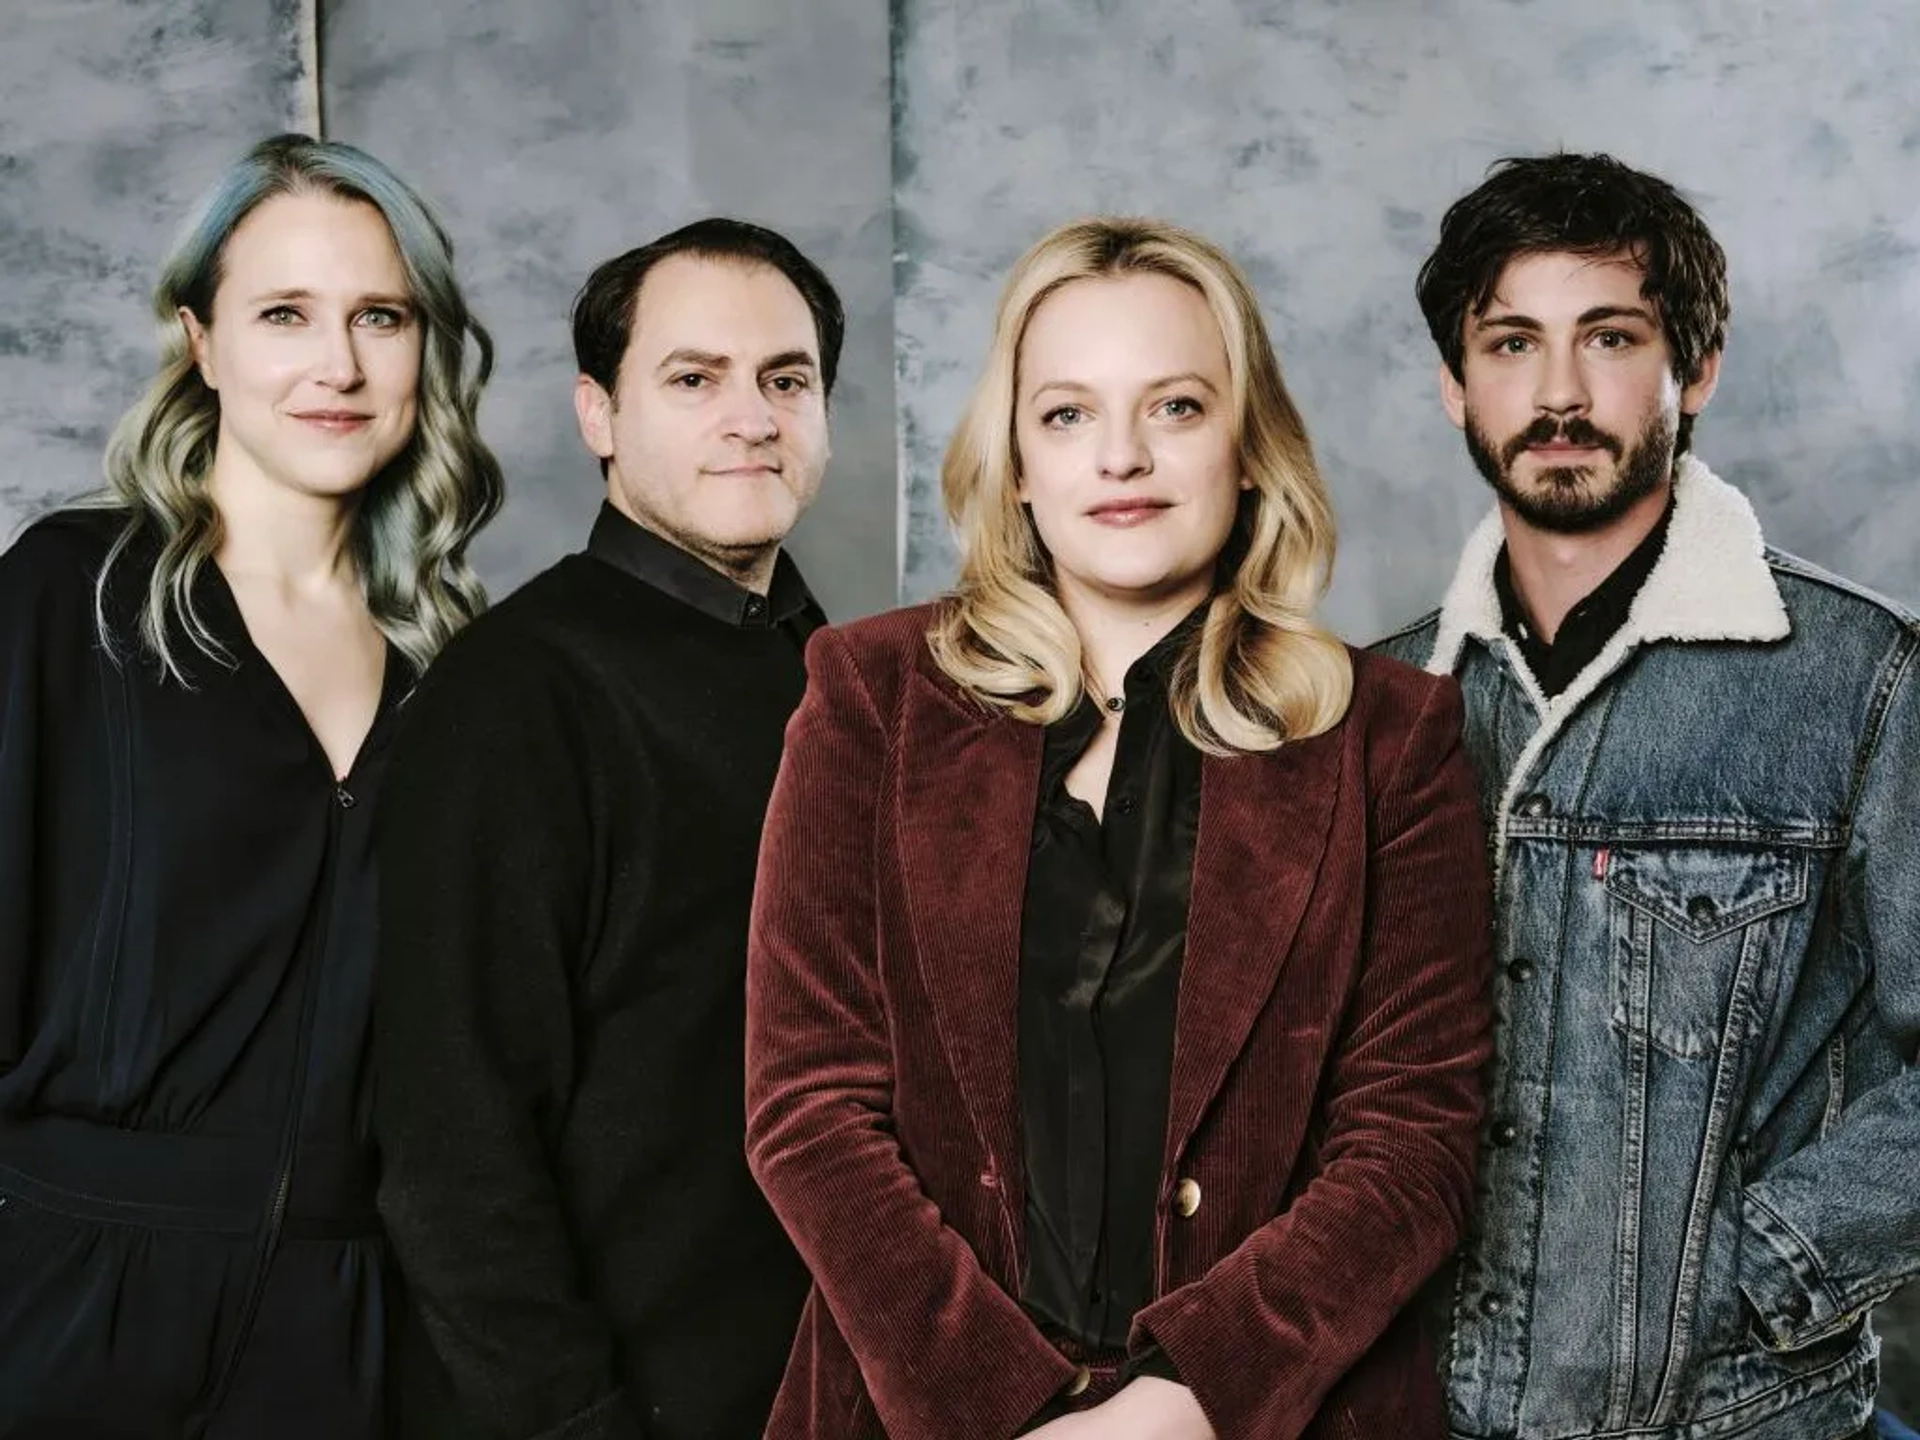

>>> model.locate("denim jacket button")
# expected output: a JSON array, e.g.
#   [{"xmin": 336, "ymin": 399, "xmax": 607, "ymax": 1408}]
[
  {"xmin": 1480, "ymin": 1294, "xmax": 1506, "ymax": 1318},
  {"xmin": 1492, "ymin": 1121, "xmax": 1519, "ymax": 1147},
  {"xmin": 1783, "ymin": 1292, "xmax": 1812, "ymax": 1324},
  {"xmin": 1517, "ymin": 793, "xmax": 1552, "ymax": 819},
  {"xmin": 1687, "ymin": 894, "xmax": 1718, "ymax": 925},
  {"xmin": 1508, "ymin": 958, "xmax": 1536, "ymax": 983}
]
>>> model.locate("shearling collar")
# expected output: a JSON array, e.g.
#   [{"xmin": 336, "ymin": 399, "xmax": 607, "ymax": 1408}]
[{"xmin": 1424, "ymin": 454, "xmax": 1790, "ymax": 685}]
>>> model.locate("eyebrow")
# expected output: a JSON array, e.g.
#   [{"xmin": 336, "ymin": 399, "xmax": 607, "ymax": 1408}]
[
  {"xmin": 1473, "ymin": 304, "xmax": 1658, "ymax": 332},
  {"xmin": 655, "ymin": 347, "xmax": 820, "ymax": 375},
  {"xmin": 245, "ymin": 288, "xmax": 412, "ymax": 307},
  {"xmin": 1026, "ymin": 371, "xmax": 1221, "ymax": 404}
]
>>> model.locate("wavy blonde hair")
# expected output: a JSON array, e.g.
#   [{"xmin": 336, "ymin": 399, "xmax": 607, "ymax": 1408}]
[
  {"xmin": 928, "ymin": 217, "xmax": 1352, "ymax": 754},
  {"xmin": 82, "ymin": 133, "xmax": 503, "ymax": 683}
]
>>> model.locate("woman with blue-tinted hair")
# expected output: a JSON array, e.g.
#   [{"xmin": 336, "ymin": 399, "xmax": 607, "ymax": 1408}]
[{"xmin": 0, "ymin": 133, "xmax": 502, "ymax": 1437}]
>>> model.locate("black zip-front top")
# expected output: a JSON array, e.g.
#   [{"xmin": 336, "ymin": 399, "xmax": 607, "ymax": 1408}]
[{"xmin": 0, "ymin": 508, "xmax": 409, "ymax": 1435}]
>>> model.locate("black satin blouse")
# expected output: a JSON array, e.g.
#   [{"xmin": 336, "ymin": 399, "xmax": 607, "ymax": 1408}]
[{"xmin": 1018, "ymin": 612, "xmax": 1202, "ymax": 1372}]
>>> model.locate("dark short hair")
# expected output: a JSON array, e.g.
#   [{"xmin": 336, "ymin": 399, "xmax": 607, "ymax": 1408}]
[
  {"xmin": 1415, "ymin": 152, "xmax": 1729, "ymax": 390},
  {"xmin": 570, "ymin": 218, "xmax": 846, "ymax": 399}
]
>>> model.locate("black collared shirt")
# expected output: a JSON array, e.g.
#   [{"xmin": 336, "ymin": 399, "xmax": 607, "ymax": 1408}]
[
  {"xmin": 585, "ymin": 503, "xmax": 824, "ymax": 643},
  {"xmin": 1494, "ymin": 496, "xmax": 1673, "ymax": 698},
  {"xmin": 1018, "ymin": 612, "xmax": 1203, "ymax": 1378}
]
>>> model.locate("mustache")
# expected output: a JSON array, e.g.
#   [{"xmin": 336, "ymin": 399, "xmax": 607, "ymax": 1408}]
[{"xmin": 1501, "ymin": 416, "xmax": 1624, "ymax": 466}]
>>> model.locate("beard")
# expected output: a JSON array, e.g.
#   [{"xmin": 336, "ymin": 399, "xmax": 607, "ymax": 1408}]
[{"xmin": 1465, "ymin": 406, "xmax": 1677, "ymax": 535}]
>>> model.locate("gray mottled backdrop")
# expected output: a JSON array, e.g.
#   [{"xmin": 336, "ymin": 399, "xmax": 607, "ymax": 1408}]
[
  {"xmin": 319, "ymin": 0, "xmax": 897, "ymax": 619},
  {"xmin": 0, "ymin": 0, "xmax": 309, "ymax": 529},
  {"xmin": 894, "ymin": 0, "xmax": 1920, "ymax": 642},
  {"xmin": 2, "ymin": 0, "xmax": 1914, "ymax": 1406}
]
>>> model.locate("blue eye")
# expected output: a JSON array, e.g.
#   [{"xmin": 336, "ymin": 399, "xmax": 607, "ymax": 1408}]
[
  {"xmin": 357, "ymin": 306, "xmax": 408, "ymax": 330},
  {"xmin": 261, "ymin": 305, "xmax": 301, "ymax": 325},
  {"xmin": 1042, "ymin": 405, "xmax": 1084, "ymax": 427},
  {"xmin": 1160, "ymin": 396, "xmax": 1202, "ymax": 419}
]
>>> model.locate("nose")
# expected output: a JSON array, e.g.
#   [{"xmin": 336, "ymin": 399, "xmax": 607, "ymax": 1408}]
[
  {"xmin": 1096, "ymin": 414, "xmax": 1151, "ymax": 481},
  {"xmin": 312, "ymin": 318, "xmax": 364, "ymax": 390},
  {"xmin": 721, "ymin": 376, "xmax": 779, "ymax": 444},
  {"xmin": 1532, "ymin": 341, "xmax": 1590, "ymax": 418}
]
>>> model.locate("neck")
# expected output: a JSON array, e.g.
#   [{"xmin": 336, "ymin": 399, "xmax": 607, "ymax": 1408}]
[
  {"xmin": 606, "ymin": 486, "xmax": 779, "ymax": 596},
  {"xmin": 207, "ymin": 463, "xmax": 361, "ymax": 594},
  {"xmin": 728, "ymin": 547, "xmax": 780, "ymax": 597},
  {"xmin": 1059, "ymin": 578, "xmax": 1208, "ymax": 701},
  {"xmin": 1501, "ymin": 481, "xmax": 1669, "ymax": 644}
]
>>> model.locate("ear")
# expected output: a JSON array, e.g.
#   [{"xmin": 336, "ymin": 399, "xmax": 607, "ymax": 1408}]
[
  {"xmin": 1680, "ymin": 347, "xmax": 1723, "ymax": 417},
  {"xmin": 179, "ymin": 307, "xmax": 215, "ymax": 389},
  {"xmin": 573, "ymin": 373, "xmax": 616, "ymax": 461},
  {"xmin": 1438, "ymin": 360, "xmax": 1467, "ymax": 432}
]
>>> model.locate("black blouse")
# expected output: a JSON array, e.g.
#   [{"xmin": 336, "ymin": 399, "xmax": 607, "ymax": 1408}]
[
  {"xmin": 0, "ymin": 511, "xmax": 408, "ymax": 1139},
  {"xmin": 1018, "ymin": 612, "xmax": 1203, "ymax": 1379}
]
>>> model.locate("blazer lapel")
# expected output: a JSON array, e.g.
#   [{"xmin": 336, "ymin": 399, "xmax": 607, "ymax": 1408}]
[
  {"xmin": 1165, "ymin": 729, "xmax": 1343, "ymax": 1166},
  {"xmin": 896, "ymin": 663, "xmax": 1042, "ymax": 1181}
]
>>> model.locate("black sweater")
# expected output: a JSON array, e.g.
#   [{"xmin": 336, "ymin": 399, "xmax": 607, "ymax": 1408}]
[{"xmin": 374, "ymin": 514, "xmax": 818, "ymax": 1440}]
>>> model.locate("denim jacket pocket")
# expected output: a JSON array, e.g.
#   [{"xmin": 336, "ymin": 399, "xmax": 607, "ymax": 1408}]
[{"xmin": 1606, "ymin": 845, "xmax": 1810, "ymax": 1062}]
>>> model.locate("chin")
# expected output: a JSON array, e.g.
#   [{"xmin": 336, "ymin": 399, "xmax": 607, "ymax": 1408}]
[
  {"xmin": 1064, "ymin": 559, "xmax": 1212, "ymax": 604},
  {"xmin": 279, "ymin": 468, "xmax": 383, "ymax": 502},
  {"xmin": 703, "ymin": 501, "xmax": 801, "ymax": 549}
]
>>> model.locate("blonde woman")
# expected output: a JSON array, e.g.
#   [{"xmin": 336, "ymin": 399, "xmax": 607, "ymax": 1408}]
[
  {"xmin": 0, "ymin": 134, "xmax": 500, "ymax": 1437},
  {"xmin": 745, "ymin": 217, "xmax": 1494, "ymax": 1439}
]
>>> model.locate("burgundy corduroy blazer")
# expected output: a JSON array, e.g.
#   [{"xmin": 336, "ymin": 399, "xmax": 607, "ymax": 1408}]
[{"xmin": 745, "ymin": 605, "xmax": 1492, "ymax": 1440}]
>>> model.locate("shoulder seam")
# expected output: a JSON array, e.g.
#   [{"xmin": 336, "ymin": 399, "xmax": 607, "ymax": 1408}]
[
  {"xmin": 1367, "ymin": 608, "xmax": 1442, "ymax": 650},
  {"xmin": 1765, "ymin": 548, "xmax": 1920, "ymax": 632}
]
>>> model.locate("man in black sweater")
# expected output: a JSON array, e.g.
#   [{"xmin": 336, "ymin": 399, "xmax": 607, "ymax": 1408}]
[{"xmin": 374, "ymin": 220, "xmax": 842, "ymax": 1440}]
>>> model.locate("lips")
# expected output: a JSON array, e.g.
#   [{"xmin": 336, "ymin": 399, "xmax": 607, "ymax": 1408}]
[
  {"xmin": 1086, "ymin": 498, "xmax": 1172, "ymax": 526},
  {"xmin": 291, "ymin": 410, "xmax": 375, "ymax": 433}
]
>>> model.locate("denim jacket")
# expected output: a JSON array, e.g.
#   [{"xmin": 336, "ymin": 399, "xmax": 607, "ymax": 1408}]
[{"xmin": 1375, "ymin": 458, "xmax": 1920, "ymax": 1440}]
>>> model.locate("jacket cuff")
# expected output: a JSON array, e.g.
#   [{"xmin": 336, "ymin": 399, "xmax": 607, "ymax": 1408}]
[
  {"xmin": 527, "ymin": 1387, "xmax": 648, "ymax": 1440},
  {"xmin": 1738, "ymin": 1186, "xmax": 1861, "ymax": 1350},
  {"xmin": 1123, "ymin": 1340, "xmax": 1183, "ymax": 1383},
  {"xmin": 1136, "ymin": 1268, "xmax": 1295, "ymax": 1436}
]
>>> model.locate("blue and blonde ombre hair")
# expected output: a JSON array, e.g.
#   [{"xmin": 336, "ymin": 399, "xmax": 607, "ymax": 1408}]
[
  {"xmin": 91, "ymin": 132, "xmax": 503, "ymax": 681},
  {"xmin": 929, "ymin": 217, "xmax": 1351, "ymax": 755}
]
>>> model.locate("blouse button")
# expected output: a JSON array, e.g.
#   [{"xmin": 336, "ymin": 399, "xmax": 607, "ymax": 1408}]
[
  {"xmin": 1173, "ymin": 1177, "xmax": 1202, "ymax": 1218},
  {"xmin": 1065, "ymin": 1365, "xmax": 1092, "ymax": 1397}
]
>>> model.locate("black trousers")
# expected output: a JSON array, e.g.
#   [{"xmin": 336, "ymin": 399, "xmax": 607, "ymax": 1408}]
[{"xmin": 0, "ymin": 1117, "xmax": 384, "ymax": 1440}]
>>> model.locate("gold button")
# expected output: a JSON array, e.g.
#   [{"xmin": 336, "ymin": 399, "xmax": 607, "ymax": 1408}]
[
  {"xmin": 1065, "ymin": 1364, "xmax": 1092, "ymax": 1397},
  {"xmin": 1174, "ymin": 1177, "xmax": 1202, "ymax": 1218}
]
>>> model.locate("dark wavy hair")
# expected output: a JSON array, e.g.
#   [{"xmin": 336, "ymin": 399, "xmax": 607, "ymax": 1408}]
[{"xmin": 1415, "ymin": 153, "xmax": 1729, "ymax": 453}]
